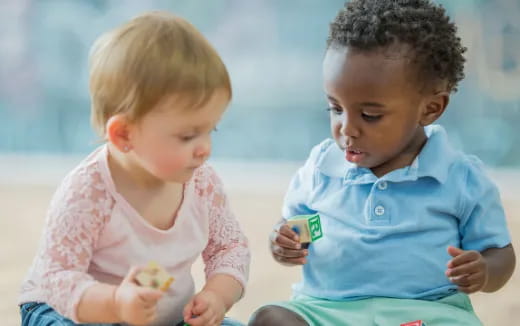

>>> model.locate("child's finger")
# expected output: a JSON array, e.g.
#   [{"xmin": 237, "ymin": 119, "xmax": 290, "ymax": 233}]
[
  {"xmin": 457, "ymin": 283, "xmax": 480, "ymax": 294},
  {"xmin": 138, "ymin": 287, "xmax": 164, "ymax": 304},
  {"xmin": 272, "ymin": 244, "xmax": 307, "ymax": 258},
  {"xmin": 183, "ymin": 299, "xmax": 195, "ymax": 322},
  {"xmin": 275, "ymin": 255, "xmax": 307, "ymax": 265},
  {"xmin": 123, "ymin": 266, "xmax": 142, "ymax": 285},
  {"xmin": 271, "ymin": 225, "xmax": 301, "ymax": 249},
  {"xmin": 186, "ymin": 310, "xmax": 211, "ymax": 326},
  {"xmin": 191, "ymin": 297, "xmax": 208, "ymax": 316},
  {"xmin": 447, "ymin": 248, "xmax": 479, "ymax": 268},
  {"xmin": 273, "ymin": 234, "xmax": 302, "ymax": 249},
  {"xmin": 278, "ymin": 224, "xmax": 300, "ymax": 242},
  {"xmin": 447, "ymin": 245, "xmax": 464, "ymax": 258},
  {"xmin": 446, "ymin": 260, "xmax": 481, "ymax": 277},
  {"xmin": 448, "ymin": 274, "xmax": 471, "ymax": 287},
  {"xmin": 144, "ymin": 307, "xmax": 158, "ymax": 323}
]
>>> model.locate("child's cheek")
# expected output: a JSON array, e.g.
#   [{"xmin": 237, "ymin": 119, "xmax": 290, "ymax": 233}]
[{"xmin": 153, "ymin": 152, "xmax": 189, "ymax": 176}]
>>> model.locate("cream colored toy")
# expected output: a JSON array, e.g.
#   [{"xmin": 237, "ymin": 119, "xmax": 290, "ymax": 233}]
[
  {"xmin": 286, "ymin": 213, "xmax": 323, "ymax": 244},
  {"xmin": 135, "ymin": 261, "xmax": 174, "ymax": 292}
]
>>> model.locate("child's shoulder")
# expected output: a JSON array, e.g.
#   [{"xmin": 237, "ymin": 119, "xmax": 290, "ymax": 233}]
[
  {"xmin": 192, "ymin": 163, "xmax": 220, "ymax": 185},
  {"xmin": 62, "ymin": 146, "xmax": 108, "ymax": 188},
  {"xmin": 44, "ymin": 146, "xmax": 115, "ymax": 225},
  {"xmin": 191, "ymin": 163, "xmax": 224, "ymax": 197},
  {"xmin": 451, "ymin": 153, "xmax": 495, "ymax": 188},
  {"xmin": 52, "ymin": 146, "xmax": 113, "ymax": 206}
]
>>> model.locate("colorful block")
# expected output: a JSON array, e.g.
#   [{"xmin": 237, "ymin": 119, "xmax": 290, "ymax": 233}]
[
  {"xmin": 401, "ymin": 320, "xmax": 426, "ymax": 326},
  {"xmin": 136, "ymin": 261, "xmax": 174, "ymax": 292},
  {"xmin": 286, "ymin": 214, "xmax": 323, "ymax": 243}
]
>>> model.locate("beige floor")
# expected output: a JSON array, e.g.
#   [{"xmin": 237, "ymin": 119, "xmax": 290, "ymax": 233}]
[{"xmin": 1, "ymin": 166, "xmax": 519, "ymax": 325}]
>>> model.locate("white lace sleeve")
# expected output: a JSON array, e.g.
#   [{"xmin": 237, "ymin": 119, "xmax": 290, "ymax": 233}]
[
  {"xmin": 27, "ymin": 163, "xmax": 113, "ymax": 321},
  {"xmin": 196, "ymin": 166, "xmax": 250, "ymax": 291}
]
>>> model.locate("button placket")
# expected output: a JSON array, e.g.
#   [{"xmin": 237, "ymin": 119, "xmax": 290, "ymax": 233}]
[{"xmin": 374, "ymin": 205, "xmax": 385, "ymax": 216}]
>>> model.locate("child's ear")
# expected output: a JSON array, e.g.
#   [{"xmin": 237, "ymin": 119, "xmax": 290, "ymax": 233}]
[
  {"xmin": 106, "ymin": 114, "xmax": 133, "ymax": 152},
  {"xmin": 419, "ymin": 91, "xmax": 450, "ymax": 126}
]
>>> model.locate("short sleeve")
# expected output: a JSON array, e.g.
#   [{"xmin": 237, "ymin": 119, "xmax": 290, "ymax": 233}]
[
  {"xmin": 458, "ymin": 157, "xmax": 512, "ymax": 251},
  {"xmin": 281, "ymin": 140, "xmax": 333, "ymax": 219}
]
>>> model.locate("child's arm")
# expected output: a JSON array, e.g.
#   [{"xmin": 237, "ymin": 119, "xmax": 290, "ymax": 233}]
[
  {"xmin": 182, "ymin": 274, "xmax": 242, "ymax": 326},
  {"xmin": 199, "ymin": 166, "xmax": 250, "ymax": 291},
  {"xmin": 447, "ymin": 159, "xmax": 516, "ymax": 293},
  {"xmin": 446, "ymin": 244, "xmax": 516, "ymax": 293},
  {"xmin": 22, "ymin": 172, "xmax": 111, "ymax": 323},
  {"xmin": 76, "ymin": 283, "xmax": 119, "ymax": 323},
  {"xmin": 481, "ymin": 244, "xmax": 516, "ymax": 292},
  {"xmin": 77, "ymin": 267, "xmax": 163, "ymax": 324},
  {"xmin": 186, "ymin": 166, "xmax": 250, "ymax": 325}
]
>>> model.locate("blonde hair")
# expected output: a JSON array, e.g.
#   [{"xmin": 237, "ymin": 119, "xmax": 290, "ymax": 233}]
[{"xmin": 89, "ymin": 11, "xmax": 232, "ymax": 136}]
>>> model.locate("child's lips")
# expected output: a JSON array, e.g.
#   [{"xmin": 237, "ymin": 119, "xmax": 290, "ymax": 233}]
[{"xmin": 345, "ymin": 149, "xmax": 366, "ymax": 163}]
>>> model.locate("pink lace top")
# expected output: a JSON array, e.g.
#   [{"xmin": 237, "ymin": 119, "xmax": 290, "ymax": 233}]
[{"xmin": 19, "ymin": 145, "xmax": 250, "ymax": 325}]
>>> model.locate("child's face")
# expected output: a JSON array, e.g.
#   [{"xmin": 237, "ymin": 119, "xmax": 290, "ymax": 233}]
[
  {"xmin": 128, "ymin": 90, "xmax": 229, "ymax": 183},
  {"xmin": 323, "ymin": 45, "xmax": 435, "ymax": 177}
]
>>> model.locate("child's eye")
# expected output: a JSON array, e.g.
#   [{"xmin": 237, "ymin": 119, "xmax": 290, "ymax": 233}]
[
  {"xmin": 326, "ymin": 106, "xmax": 343, "ymax": 115},
  {"xmin": 362, "ymin": 113, "xmax": 382, "ymax": 122},
  {"xmin": 179, "ymin": 135, "xmax": 197, "ymax": 141}
]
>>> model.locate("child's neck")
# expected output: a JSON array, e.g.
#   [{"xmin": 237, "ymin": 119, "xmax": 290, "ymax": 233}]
[
  {"xmin": 107, "ymin": 143, "xmax": 167, "ymax": 190},
  {"xmin": 370, "ymin": 127, "xmax": 428, "ymax": 178},
  {"xmin": 107, "ymin": 144, "xmax": 184, "ymax": 230}
]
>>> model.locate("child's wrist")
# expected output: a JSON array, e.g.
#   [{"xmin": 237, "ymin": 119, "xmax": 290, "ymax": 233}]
[
  {"xmin": 110, "ymin": 285, "xmax": 124, "ymax": 322},
  {"xmin": 203, "ymin": 288, "xmax": 233, "ymax": 312}
]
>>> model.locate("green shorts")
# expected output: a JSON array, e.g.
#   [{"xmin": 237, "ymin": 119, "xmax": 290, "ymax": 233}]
[{"xmin": 271, "ymin": 293, "xmax": 482, "ymax": 326}]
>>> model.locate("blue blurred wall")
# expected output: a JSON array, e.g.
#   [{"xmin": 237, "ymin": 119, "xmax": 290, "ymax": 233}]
[{"xmin": 0, "ymin": 0, "xmax": 519, "ymax": 166}]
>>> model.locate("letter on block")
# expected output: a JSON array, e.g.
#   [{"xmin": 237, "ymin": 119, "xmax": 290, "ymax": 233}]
[{"xmin": 286, "ymin": 214, "xmax": 323, "ymax": 244}]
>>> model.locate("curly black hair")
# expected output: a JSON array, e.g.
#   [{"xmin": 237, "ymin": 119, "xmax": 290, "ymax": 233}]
[{"xmin": 328, "ymin": 0, "xmax": 466, "ymax": 92}]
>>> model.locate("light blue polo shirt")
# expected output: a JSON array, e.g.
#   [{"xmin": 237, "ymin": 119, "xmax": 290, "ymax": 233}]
[{"xmin": 283, "ymin": 125, "xmax": 511, "ymax": 301}]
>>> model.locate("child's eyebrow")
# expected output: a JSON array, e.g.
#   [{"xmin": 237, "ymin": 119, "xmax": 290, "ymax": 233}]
[
  {"xmin": 358, "ymin": 102, "xmax": 386, "ymax": 108},
  {"xmin": 326, "ymin": 95, "xmax": 386, "ymax": 110},
  {"xmin": 326, "ymin": 95, "xmax": 338, "ymax": 103}
]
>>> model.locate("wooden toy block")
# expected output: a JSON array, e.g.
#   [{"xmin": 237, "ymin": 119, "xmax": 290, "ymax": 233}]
[
  {"xmin": 136, "ymin": 261, "xmax": 174, "ymax": 292},
  {"xmin": 286, "ymin": 214, "xmax": 323, "ymax": 243},
  {"xmin": 401, "ymin": 320, "xmax": 426, "ymax": 326}
]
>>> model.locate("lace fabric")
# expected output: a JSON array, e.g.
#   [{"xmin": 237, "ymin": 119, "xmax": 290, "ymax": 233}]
[{"xmin": 19, "ymin": 147, "xmax": 250, "ymax": 323}]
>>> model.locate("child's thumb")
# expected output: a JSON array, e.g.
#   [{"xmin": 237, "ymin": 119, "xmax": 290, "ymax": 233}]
[
  {"xmin": 447, "ymin": 245, "xmax": 464, "ymax": 257},
  {"xmin": 138, "ymin": 286, "xmax": 164, "ymax": 303},
  {"xmin": 192, "ymin": 296, "xmax": 208, "ymax": 315},
  {"xmin": 122, "ymin": 266, "xmax": 141, "ymax": 285},
  {"xmin": 183, "ymin": 298, "xmax": 195, "ymax": 321}
]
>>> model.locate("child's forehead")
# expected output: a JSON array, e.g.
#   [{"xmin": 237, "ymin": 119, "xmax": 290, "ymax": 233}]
[
  {"xmin": 144, "ymin": 90, "xmax": 228, "ymax": 126},
  {"xmin": 150, "ymin": 90, "xmax": 225, "ymax": 113},
  {"xmin": 323, "ymin": 45, "xmax": 418, "ymax": 91}
]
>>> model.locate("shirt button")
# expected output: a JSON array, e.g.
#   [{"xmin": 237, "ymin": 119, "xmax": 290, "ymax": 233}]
[
  {"xmin": 377, "ymin": 181, "xmax": 388, "ymax": 190},
  {"xmin": 374, "ymin": 205, "xmax": 385, "ymax": 216}
]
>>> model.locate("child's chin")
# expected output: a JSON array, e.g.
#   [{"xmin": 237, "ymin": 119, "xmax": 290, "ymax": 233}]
[{"xmin": 167, "ymin": 171, "xmax": 195, "ymax": 183}]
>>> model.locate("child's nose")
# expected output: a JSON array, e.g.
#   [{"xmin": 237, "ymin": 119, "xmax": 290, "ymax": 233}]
[
  {"xmin": 194, "ymin": 138, "xmax": 211, "ymax": 159},
  {"xmin": 340, "ymin": 117, "xmax": 360, "ymax": 138}
]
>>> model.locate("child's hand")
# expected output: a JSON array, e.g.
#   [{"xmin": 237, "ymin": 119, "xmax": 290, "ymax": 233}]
[
  {"xmin": 183, "ymin": 289, "xmax": 226, "ymax": 326},
  {"xmin": 446, "ymin": 246, "xmax": 489, "ymax": 294},
  {"xmin": 270, "ymin": 222, "xmax": 308, "ymax": 266},
  {"xmin": 114, "ymin": 267, "xmax": 164, "ymax": 325}
]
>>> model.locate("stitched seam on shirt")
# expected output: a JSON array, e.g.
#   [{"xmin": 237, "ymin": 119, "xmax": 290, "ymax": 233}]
[{"xmin": 458, "ymin": 161, "xmax": 471, "ymax": 225}]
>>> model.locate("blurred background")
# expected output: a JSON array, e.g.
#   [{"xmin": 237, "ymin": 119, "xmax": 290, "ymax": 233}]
[{"xmin": 1, "ymin": 0, "xmax": 519, "ymax": 325}]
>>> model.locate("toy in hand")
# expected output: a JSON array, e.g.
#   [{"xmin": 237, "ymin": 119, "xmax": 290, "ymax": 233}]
[
  {"xmin": 135, "ymin": 261, "xmax": 174, "ymax": 292},
  {"xmin": 286, "ymin": 214, "xmax": 323, "ymax": 245},
  {"xmin": 401, "ymin": 320, "xmax": 427, "ymax": 326}
]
